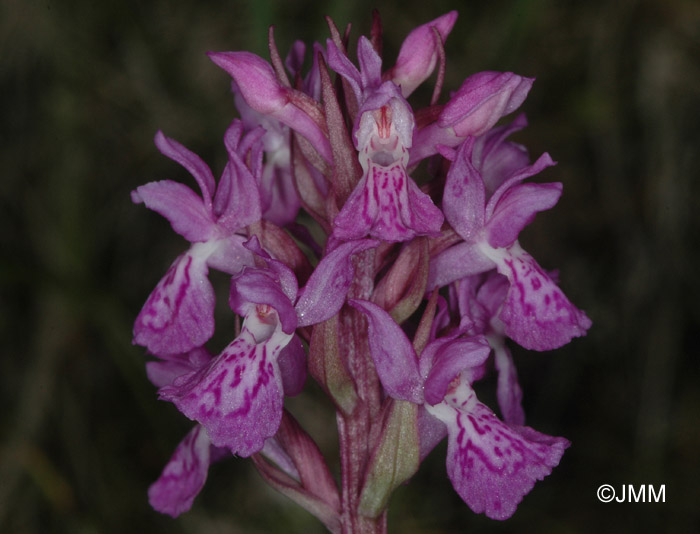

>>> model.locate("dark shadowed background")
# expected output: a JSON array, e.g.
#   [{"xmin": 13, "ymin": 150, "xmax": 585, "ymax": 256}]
[{"xmin": 2, "ymin": 0, "xmax": 699, "ymax": 532}]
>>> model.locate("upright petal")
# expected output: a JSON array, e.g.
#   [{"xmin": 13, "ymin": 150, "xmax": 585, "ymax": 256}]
[
  {"xmin": 388, "ymin": 11, "xmax": 459, "ymax": 97},
  {"xmin": 348, "ymin": 299, "xmax": 423, "ymax": 403},
  {"xmin": 216, "ymin": 120, "xmax": 264, "ymax": 231},
  {"xmin": 154, "ymin": 131, "xmax": 216, "ymax": 212},
  {"xmin": 485, "ymin": 182, "xmax": 562, "ymax": 249},
  {"xmin": 133, "ymin": 250, "xmax": 215, "ymax": 356},
  {"xmin": 326, "ymin": 39, "xmax": 363, "ymax": 101},
  {"xmin": 131, "ymin": 180, "xmax": 217, "ymax": 243},
  {"xmin": 442, "ymin": 138, "xmax": 486, "ymax": 241},
  {"xmin": 472, "ymin": 113, "xmax": 530, "ymax": 196},
  {"xmin": 295, "ymin": 239, "xmax": 378, "ymax": 327},
  {"xmin": 357, "ymin": 36, "xmax": 383, "ymax": 89}
]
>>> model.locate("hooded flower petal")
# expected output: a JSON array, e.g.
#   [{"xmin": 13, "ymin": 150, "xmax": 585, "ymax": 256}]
[
  {"xmin": 410, "ymin": 73, "xmax": 533, "ymax": 164},
  {"xmin": 216, "ymin": 120, "xmax": 264, "ymax": 230},
  {"xmin": 133, "ymin": 249, "xmax": 215, "ymax": 356},
  {"xmin": 148, "ymin": 425, "xmax": 222, "ymax": 517},
  {"xmin": 428, "ymin": 379, "xmax": 569, "ymax": 520},
  {"xmin": 229, "ymin": 268, "xmax": 298, "ymax": 335},
  {"xmin": 472, "ymin": 113, "xmax": 530, "ymax": 196},
  {"xmin": 440, "ymin": 72, "xmax": 534, "ymax": 137},
  {"xmin": 209, "ymin": 51, "xmax": 332, "ymax": 162},
  {"xmin": 423, "ymin": 336, "xmax": 491, "ymax": 405},
  {"xmin": 480, "ymin": 242, "xmax": 592, "ymax": 350},
  {"xmin": 388, "ymin": 11, "xmax": 459, "ymax": 97}
]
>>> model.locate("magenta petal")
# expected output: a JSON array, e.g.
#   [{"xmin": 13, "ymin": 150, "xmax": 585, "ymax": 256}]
[
  {"xmin": 261, "ymin": 164, "xmax": 301, "ymax": 227},
  {"xmin": 277, "ymin": 334, "xmax": 306, "ymax": 397},
  {"xmin": 417, "ymin": 406, "xmax": 447, "ymax": 461},
  {"xmin": 148, "ymin": 425, "xmax": 216, "ymax": 517},
  {"xmin": 442, "ymin": 138, "xmax": 485, "ymax": 241},
  {"xmin": 154, "ymin": 131, "xmax": 216, "ymax": 210},
  {"xmin": 493, "ymin": 341, "xmax": 525, "ymax": 426},
  {"xmin": 485, "ymin": 152, "xmax": 556, "ymax": 220},
  {"xmin": 439, "ymin": 72, "xmax": 534, "ymax": 137},
  {"xmin": 208, "ymin": 51, "xmax": 288, "ymax": 114},
  {"xmin": 491, "ymin": 243, "xmax": 592, "ymax": 350},
  {"xmin": 442, "ymin": 397, "xmax": 569, "ymax": 520},
  {"xmin": 295, "ymin": 239, "xmax": 378, "ymax": 327},
  {"xmin": 486, "ymin": 182, "xmax": 562, "ymax": 248},
  {"xmin": 427, "ymin": 242, "xmax": 496, "ymax": 290},
  {"xmin": 389, "ymin": 11, "xmax": 459, "ymax": 97},
  {"xmin": 424, "ymin": 336, "xmax": 491, "ymax": 405},
  {"xmin": 348, "ymin": 299, "xmax": 423, "ymax": 403},
  {"xmin": 473, "ymin": 114, "xmax": 530, "ymax": 195},
  {"xmin": 406, "ymin": 175, "xmax": 445, "ymax": 234},
  {"xmin": 132, "ymin": 181, "xmax": 217, "ymax": 243},
  {"xmin": 216, "ymin": 121, "xmax": 263, "ymax": 231},
  {"xmin": 160, "ymin": 325, "xmax": 289, "ymax": 456},
  {"xmin": 357, "ymin": 36, "xmax": 382, "ymax": 88},
  {"xmin": 333, "ymin": 160, "xmax": 442, "ymax": 242},
  {"xmin": 326, "ymin": 39, "xmax": 363, "ymax": 101},
  {"xmin": 146, "ymin": 348, "xmax": 213, "ymax": 388},
  {"xmin": 209, "ymin": 51, "xmax": 331, "ymax": 162},
  {"xmin": 134, "ymin": 252, "xmax": 215, "ymax": 356},
  {"xmin": 230, "ymin": 269, "xmax": 297, "ymax": 334}
]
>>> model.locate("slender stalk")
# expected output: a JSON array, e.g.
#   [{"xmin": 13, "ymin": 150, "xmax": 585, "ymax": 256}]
[{"xmin": 336, "ymin": 249, "xmax": 386, "ymax": 534}]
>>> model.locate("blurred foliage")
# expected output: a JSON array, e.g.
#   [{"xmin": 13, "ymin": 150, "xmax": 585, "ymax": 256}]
[{"xmin": 1, "ymin": 0, "xmax": 699, "ymax": 532}]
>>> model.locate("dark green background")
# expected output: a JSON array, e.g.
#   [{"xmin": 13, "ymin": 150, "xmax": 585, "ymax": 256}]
[{"xmin": 2, "ymin": 0, "xmax": 698, "ymax": 532}]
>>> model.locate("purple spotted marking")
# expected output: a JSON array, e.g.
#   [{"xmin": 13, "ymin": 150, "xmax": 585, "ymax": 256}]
[
  {"xmin": 134, "ymin": 252, "xmax": 215, "ymax": 356},
  {"xmin": 158, "ymin": 323, "xmax": 290, "ymax": 456},
  {"xmin": 493, "ymin": 243, "xmax": 592, "ymax": 351}
]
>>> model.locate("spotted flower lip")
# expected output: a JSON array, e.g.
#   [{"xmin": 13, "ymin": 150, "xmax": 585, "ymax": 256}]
[
  {"xmin": 157, "ymin": 236, "xmax": 378, "ymax": 454},
  {"xmin": 132, "ymin": 121, "xmax": 264, "ymax": 356},
  {"xmin": 350, "ymin": 298, "xmax": 569, "ymax": 520},
  {"xmin": 430, "ymin": 129, "xmax": 591, "ymax": 351}
]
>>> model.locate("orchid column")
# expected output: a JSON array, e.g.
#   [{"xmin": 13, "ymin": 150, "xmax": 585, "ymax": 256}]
[{"xmin": 132, "ymin": 11, "xmax": 590, "ymax": 533}]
